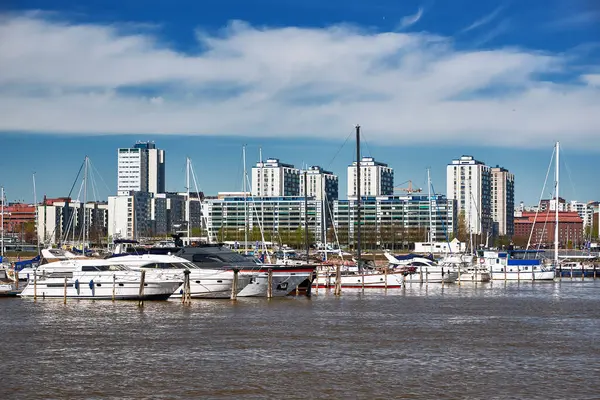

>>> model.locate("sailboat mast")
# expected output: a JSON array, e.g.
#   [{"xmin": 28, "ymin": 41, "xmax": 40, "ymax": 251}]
[
  {"xmin": 554, "ymin": 141, "xmax": 560, "ymax": 266},
  {"xmin": 33, "ymin": 173, "xmax": 39, "ymax": 254},
  {"xmin": 1, "ymin": 186, "xmax": 4, "ymax": 260},
  {"xmin": 355, "ymin": 124, "xmax": 362, "ymax": 272},
  {"xmin": 83, "ymin": 156, "xmax": 88, "ymax": 251},
  {"xmin": 427, "ymin": 168, "xmax": 433, "ymax": 253},
  {"xmin": 186, "ymin": 157, "xmax": 191, "ymax": 242},
  {"xmin": 243, "ymin": 145, "xmax": 248, "ymax": 255},
  {"xmin": 304, "ymin": 170, "xmax": 309, "ymax": 264}
]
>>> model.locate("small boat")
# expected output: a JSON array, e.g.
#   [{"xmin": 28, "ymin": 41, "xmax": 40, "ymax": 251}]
[
  {"xmin": 312, "ymin": 265, "xmax": 407, "ymax": 289},
  {"xmin": 384, "ymin": 251, "xmax": 458, "ymax": 283},
  {"xmin": 439, "ymin": 255, "xmax": 491, "ymax": 282},
  {"xmin": 481, "ymin": 250, "xmax": 555, "ymax": 281},
  {"xmin": 18, "ymin": 259, "xmax": 182, "ymax": 300}
]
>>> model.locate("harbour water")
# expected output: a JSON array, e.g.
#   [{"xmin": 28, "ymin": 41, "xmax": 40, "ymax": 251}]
[{"xmin": 2, "ymin": 280, "xmax": 599, "ymax": 399}]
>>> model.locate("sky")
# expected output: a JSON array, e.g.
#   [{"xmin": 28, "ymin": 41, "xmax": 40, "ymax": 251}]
[{"xmin": 0, "ymin": 0, "xmax": 599, "ymax": 204}]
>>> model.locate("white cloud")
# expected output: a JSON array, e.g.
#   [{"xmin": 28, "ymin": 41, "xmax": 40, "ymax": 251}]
[
  {"xmin": 0, "ymin": 13, "xmax": 599, "ymax": 149},
  {"xmin": 397, "ymin": 7, "xmax": 423, "ymax": 30},
  {"xmin": 461, "ymin": 6, "xmax": 504, "ymax": 33}
]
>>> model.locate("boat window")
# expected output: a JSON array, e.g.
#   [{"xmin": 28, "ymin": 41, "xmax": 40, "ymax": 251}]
[
  {"xmin": 91, "ymin": 265, "xmax": 127, "ymax": 271},
  {"xmin": 192, "ymin": 254, "xmax": 223, "ymax": 263},
  {"xmin": 82, "ymin": 266, "xmax": 99, "ymax": 271}
]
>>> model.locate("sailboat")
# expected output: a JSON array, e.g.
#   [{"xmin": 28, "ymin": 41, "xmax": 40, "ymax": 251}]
[
  {"xmin": 481, "ymin": 143, "xmax": 559, "ymax": 281},
  {"xmin": 313, "ymin": 125, "xmax": 411, "ymax": 289}
]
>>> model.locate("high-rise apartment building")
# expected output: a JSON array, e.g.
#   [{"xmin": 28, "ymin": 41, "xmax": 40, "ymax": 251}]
[
  {"xmin": 117, "ymin": 141, "xmax": 165, "ymax": 196},
  {"xmin": 299, "ymin": 166, "xmax": 339, "ymax": 201},
  {"xmin": 447, "ymin": 155, "xmax": 492, "ymax": 235},
  {"xmin": 347, "ymin": 157, "xmax": 394, "ymax": 198},
  {"xmin": 251, "ymin": 158, "xmax": 300, "ymax": 197},
  {"xmin": 491, "ymin": 166, "xmax": 515, "ymax": 236}
]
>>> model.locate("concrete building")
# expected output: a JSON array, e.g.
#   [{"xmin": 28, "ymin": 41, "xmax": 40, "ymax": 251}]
[
  {"xmin": 491, "ymin": 166, "xmax": 515, "ymax": 237},
  {"xmin": 37, "ymin": 199, "xmax": 108, "ymax": 245},
  {"xmin": 117, "ymin": 141, "xmax": 165, "ymax": 196},
  {"xmin": 299, "ymin": 166, "xmax": 339, "ymax": 201},
  {"xmin": 333, "ymin": 195, "xmax": 456, "ymax": 250},
  {"xmin": 203, "ymin": 195, "xmax": 324, "ymax": 243},
  {"xmin": 568, "ymin": 200, "xmax": 596, "ymax": 228},
  {"xmin": 540, "ymin": 197, "xmax": 566, "ymax": 212},
  {"xmin": 108, "ymin": 192, "xmax": 153, "ymax": 240},
  {"xmin": 252, "ymin": 158, "xmax": 301, "ymax": 197},
  {"xmin": 347, "ymin": 157, "xmax": 394, "ymax": 198},
  {"xmin": 514, "ymin": 211, "xmax": 584, "ymax": 248},
  {"xmin": 447, "ymin": 155, "xmax": 492, "ymax": 236}
]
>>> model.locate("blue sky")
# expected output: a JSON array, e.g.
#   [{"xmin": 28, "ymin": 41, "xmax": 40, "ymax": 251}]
[{"xmin": 0, "ymin": 0, "xmax": 599, "ymax": 204}]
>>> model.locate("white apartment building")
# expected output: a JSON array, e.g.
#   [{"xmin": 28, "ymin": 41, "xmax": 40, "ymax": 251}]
[
  {"xmin": 569, "ymin": 200, "xmax": 596, "ymax": 228},
  {"xmin": 108, "ymin": 192, "xmax": 153, "ymax": 240},
  {"xmin": 347, "ymin": 157, "xmax": 394, "ymax": 198},
  {"xmin": 251, "ymin": 158, "xmax": 300, "ymax": 197},
  {"xmin": 117, "ymin": 141, "xmax": 165, "ymax": 196},
  {"xmin": 491, "ymin": 166, "xmax": 515, "ymax": 236},
  {"xmin": 447, "ymin": 155, "xmax": 492, "ymax": 235},
  {"xmin": 299, "ymin": 166, "xmax": 339, "ymax": 201},
  {"xmin": 37, "ymin": 200, "xmax": 108, "ymax": 245}
]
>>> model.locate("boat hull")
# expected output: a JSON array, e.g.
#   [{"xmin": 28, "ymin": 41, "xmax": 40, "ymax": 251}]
[
  {"xmin": 18, "ymin": 279, "xmax": 181, "ymax": 300},
  {"xmin": 238, "ymin": 272, "xmax": 310, "ymax": 297},
  {"xmin": 490, "ymin": 271, "xmax": 555, "ymax": 281},
  {"xmin": 404, "ymin": 270, "xmax": 458, "ymax": 283},
  {"xmin": 171, "ymin": 275, "xmax": 252, "ymax": 299},
  {"xmin": 313, "ymin": 272, "xmax": 405, "ymax": 288},
  {"xmin": 456, "ymin": 272, "xmax": 491, "ymax": 282}
]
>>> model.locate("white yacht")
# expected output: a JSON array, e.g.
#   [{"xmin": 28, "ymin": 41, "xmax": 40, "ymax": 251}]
[
  {"xmin": 384, "ymin": 252, "xmax": 458, "ymax": 283},
  {"xmin": 18, "ymin": 259, "xmax": 181, "ymax": 300},
  {"xmin": 112, "ymin": 254, "xmax": 252, "ymax": 299}
]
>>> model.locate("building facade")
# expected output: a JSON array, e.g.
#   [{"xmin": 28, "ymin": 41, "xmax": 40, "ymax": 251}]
[
  {"xmin": 251, "ymin": 158, "xmax": 301, "ymax": 197},
  {"xmin": 447, "ymin": 155, "xmax": 492, "ymax": 236},
  {"xmin": 203, "ymin": 195, "xmax": 324, "ymax": 243},
  {"xmin": 513, "ymin": 211, "xmax": 584, "ymax": 248},
  {"xmin": 333, "ymin": 195, "xmax": 456, "ymax": 250},
  {"xmin": 117, "ymin": 141, "xmax": 165, "ymax": 196},
  {"xmin": 37, "ymin": 199, "xmax": 108, "ymax": 245},
  {"xmin": 299, "ymin": 166, "xmax": 339, "ymax": 201},
  {"xmin": 491, "ymin": 166, "xmax": 515, "ymax": 236},
  {"xmin": 347, "ymin": 157, "xmax": 394, "ymax": 198},
  {"xmin": 108, "ymin": 192, "xmax": 153, "ymax": 240}
]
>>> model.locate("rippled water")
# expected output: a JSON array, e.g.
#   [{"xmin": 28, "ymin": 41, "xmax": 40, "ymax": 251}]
[{"xmin": 1, "ymin": 280, "xmax": 599, "ymax": 399}]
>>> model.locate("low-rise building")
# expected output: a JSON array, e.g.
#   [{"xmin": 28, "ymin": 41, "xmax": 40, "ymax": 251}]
[
  {"xmin": 333, "ymin": 195, "xmax": 456, "ymax": 250},
  {"xmin": 513, "ymin": 211, "xmax": 584, "ymax": 248}
]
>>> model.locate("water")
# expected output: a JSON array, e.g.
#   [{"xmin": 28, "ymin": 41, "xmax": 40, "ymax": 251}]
[{"xmin": 2, "ymin": 281, "xmax": 600, "ymax": 399}]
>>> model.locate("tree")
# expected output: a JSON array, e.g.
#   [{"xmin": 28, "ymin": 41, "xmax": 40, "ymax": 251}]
[{"xmin": 456, "ymin": 211, "xmax": 468, "ymax": 243}]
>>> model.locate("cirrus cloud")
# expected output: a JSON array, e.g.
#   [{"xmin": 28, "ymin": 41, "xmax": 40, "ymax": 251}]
[{"xmin": 0, "ymin": 12, "xmax": 599, "ymax": 149}]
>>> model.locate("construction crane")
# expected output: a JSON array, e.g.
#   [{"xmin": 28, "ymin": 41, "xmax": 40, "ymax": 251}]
[{"xmin": 394, "ymin": 180, "xmax": 422, "ymax": 194}]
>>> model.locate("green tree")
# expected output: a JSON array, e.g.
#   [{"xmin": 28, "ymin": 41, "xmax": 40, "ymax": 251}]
[{"xmin": 456, "ymin": 211, "xmax": 468, "ymax": 243}]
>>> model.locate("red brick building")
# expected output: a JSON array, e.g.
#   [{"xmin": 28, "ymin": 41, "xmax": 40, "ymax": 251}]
[
  {"xmin": 514, "ymin": 211, "xmax": 584, "ymax": 248},
  {"xmin": 1, "ymin": 203, "xmax": 36, "ymax": 236}
]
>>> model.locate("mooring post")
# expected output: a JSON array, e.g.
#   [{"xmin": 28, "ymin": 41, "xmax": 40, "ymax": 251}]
[
  {"xmin": 425, "ymin": 267, "xmax": 428, "ymax": 285},
  {"xmin": 570, "ymin": 265, "xmax": 573, "ymax": 280},
  {"xmin": 34, "ymin": 272, "xmax": 37, "ymax": 301},
  {"xmin": 267, "ymin": 268, "xmax": 273, "ymax": 299},
  {"xmin": 112, "ymin": 274, "xmax": 116, "ymax": 302},
  {"xmin": 15, "ymin": 271, "xmax": 19, "ymax": 290},
  {"xmin": 335, "ymin": 264, "xmax": 341, "ymax": 296},
  {"xmin": 314, "ymin": 267, "xmax": 319, "ymax": 295},
  {"xmin": 138, "ymin": 270, "xmax": 146, "ymax": 307},
  {"xmin": 63, "ymin": 277, "xmax": 67, "ymax": 304},
  {"xmin": 182, "ymin": 270, "xmax": 191, "ymax": 305},
  {"xmin": 384, "ymin": 266, "xmax": 388, "ymax": 291},
  {"xmin": 230, "ymin": 269, "xmax": 239, "ymax": 300}
]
